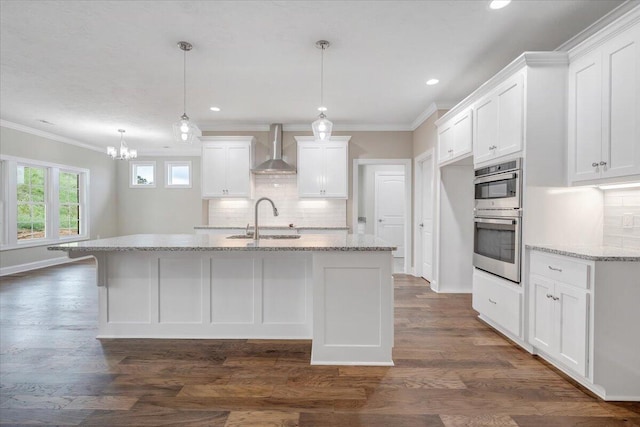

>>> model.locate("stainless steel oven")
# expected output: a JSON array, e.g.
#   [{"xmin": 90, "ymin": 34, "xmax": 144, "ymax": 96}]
[
  {"xmin": 473, "ymin": 213, "xmax": 521, "ymax": 283},
  {"xmin": 474, "ymin": 158, "xmax": 521, "ymax": 211}
]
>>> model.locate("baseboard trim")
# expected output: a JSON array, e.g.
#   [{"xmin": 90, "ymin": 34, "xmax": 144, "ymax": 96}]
[{"xmin": 0, "ymin": 255, "xmax": 91, "ymax": 276}]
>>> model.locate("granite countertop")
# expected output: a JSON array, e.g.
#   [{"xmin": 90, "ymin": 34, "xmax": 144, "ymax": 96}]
[
  {"xmin": 526, "ymin": 244, "xmax": 640, "ymax": 262},
  {"xmin": 193, "ymin": 225, "xmax": 349, "ymax": 230},
  {"xmin": 48, "ymin": 234, "xmax": 395, "ymax": 252}
]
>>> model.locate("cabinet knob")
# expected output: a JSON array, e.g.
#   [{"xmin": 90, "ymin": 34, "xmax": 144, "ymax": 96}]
[
  {"xmin": 592, "ymin": 162, "xmax": 599, "ymax": 168},
  {"xmin": 546, "ymin": 293, "xmax": 553, "ymax": 299},
  {"xmin": 489, "ymin": 145, "xmax": 497, "ymax": 150},
  {"xmin": 599, "ymin": 161, "xmax": 607, "ymax": 166}
]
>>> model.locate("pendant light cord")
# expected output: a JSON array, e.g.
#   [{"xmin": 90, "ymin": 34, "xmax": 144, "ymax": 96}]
[
  {"xmin": 183, "ymin": 48, "xmax": 187, "ymax": 115},
  {"xmin": 320, "ymin": 44, "xmax": 324, "ymax": 109}
]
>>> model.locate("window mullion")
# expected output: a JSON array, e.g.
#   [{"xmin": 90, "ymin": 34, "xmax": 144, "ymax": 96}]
[{"xmin": 49, "ymin": 167, "xmax": 59, "ymax": 239}]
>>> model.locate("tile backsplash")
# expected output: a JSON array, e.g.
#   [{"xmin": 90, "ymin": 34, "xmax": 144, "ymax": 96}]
[
  {"xmin": 603, "ymin": 187, "xmax": 640, "ymax": 249},
  {"xmin": 208, "ymin": 175, "xmax": 346, "ymax": 227}
]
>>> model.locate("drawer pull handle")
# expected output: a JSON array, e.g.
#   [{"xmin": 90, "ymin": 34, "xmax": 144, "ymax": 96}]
[
  {"xmin": 548, "ymin": 266, "xmax": 563, "ymax": 272},
  {"xmin": 488, "ymin": 298, "xmax": 497, "ymax": 304}
]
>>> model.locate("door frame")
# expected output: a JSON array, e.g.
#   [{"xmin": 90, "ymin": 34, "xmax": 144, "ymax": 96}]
[
  {"xmin": 352, "ymin": 158, "xmax": 412, "ymax": 274},
  {"xmin": 413, "ymin": 149, "xmax": 435, "ymax": 281}
]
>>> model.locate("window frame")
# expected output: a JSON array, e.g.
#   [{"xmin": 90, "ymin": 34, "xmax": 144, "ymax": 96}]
[
  {"xmin": 130, "ymin": 161, "xmax": 156, "ymax": 188},
  {"xmin": 0, "ymin": 155, "xmax": 90, "ymax": 251},
  {"xmin": 165, "ymin": 160, "xmax": 192, "ymax": 189}
]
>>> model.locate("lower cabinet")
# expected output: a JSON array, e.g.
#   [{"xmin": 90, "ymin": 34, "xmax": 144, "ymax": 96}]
[
  {"xmin": 472, "ymin": 269, "xmax": 522, "ymax": 339},
  {"xmin": 528, "ymin": 249, "xmax": 640, "ymax": 401},
  {"xmin": 529, "ymin": 273, "xmax": 588, "ymax": 376}
]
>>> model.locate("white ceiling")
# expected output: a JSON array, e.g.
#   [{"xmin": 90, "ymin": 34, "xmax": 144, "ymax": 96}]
[{"xmin": 0, "ymin": 0, "xmax": 630, "ymax": 153}]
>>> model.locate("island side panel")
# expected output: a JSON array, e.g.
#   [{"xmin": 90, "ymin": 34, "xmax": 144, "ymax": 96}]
[
  {"xmin": 311, "ymin": 250, "xmax": 394, "ymax": 365},
  {"xmin": 97, "ymin": 251, "xmax": 312, "ymax": 339}
]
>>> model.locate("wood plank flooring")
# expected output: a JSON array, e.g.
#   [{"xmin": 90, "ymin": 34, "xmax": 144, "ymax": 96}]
[{"xmin": 1, "ymin": 260, "xmax": 638, "ymax": 426}]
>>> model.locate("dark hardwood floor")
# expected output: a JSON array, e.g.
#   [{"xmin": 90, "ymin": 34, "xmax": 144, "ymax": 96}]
[{"xmin": 1, "ymin": 260, "xmax": 638, "ymax": 426}]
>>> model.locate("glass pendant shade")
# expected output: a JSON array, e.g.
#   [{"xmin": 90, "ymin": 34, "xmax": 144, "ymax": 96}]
[
  {"xmin": 173, "ymin": 113, "xmax": 199, "ymax": 144},
  {"xmin": 312, "ymin": 113, "xmax": 333, "ymax": 141}
]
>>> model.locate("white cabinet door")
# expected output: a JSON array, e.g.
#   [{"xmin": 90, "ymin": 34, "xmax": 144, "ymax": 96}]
[
  {"xmin": 297, "ymin": 144, "xmax": 324, "ymax": 197},
  {"xmin": 202, "ymin": 145, "xmax": 227, "ymax": 197},
  {"xmin": 601, "ymin": 26, "xmax": 640, "ymax": 180},
  {"xmin": 569, "ymin": 24, "xmax": 640, "ymax": 184},
  {"xmin": 452, "ymin": 110, "xmax": 473, "ymax": 157},
  {"xmin": 201, "ymin": 139, "xmax": 253, "ymax": 198},
  {"xmin": 297, "ymin": 140, "xmax": 348, "ymax": 198},
  {"xmin": 323, "ymin": 143, "xmax": 348, "ymax": 197},
  {"xmin": 530, "ymin": 274, "xmax": 555, "ymax": 354},
  {"xmin": 496, "ymin": 72, "xmax": 524, "ymax": 158},
  {"xmin": 474, "ymin": 95, "xmax": 498, "ymax": 164},
  {"xmin": 555, "ymin": 281, "xmax": 589, "ymax": 377},
  {"xmin": 437, "ymin": 122, "xmax": 454, "ymax": 164},
  {"xmin": 569, "ymin": 51, "xmax": 603, "ymax": 182},
  {"xmin": 225, "ymin": 145, "xmax": 251, "ymax": 197}
]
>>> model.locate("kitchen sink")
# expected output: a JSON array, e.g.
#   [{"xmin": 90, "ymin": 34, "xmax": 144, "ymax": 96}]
[{"xmin": 226, "ymin": 234, "xmax": 301, "ymax": 239}]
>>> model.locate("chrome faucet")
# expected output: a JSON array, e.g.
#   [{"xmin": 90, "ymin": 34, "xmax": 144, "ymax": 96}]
[{"xmin": 254, "ymin": 197, "xmax": 279, "ymax": 240}]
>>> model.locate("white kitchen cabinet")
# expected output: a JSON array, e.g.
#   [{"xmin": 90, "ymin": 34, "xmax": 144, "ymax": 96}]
[
  {"xmin": 473, "ymin": 71, "xmax": 524, "ymax": 165},
  {"xmin": 527, "ymin": 248, "xmax": 640, "ymax": 401},
  {"xmin": 295, "ymin": 137, "xmax": 349, "ymax": 198},
  {"xmin": 200, "ymin": 137, "xmax": 254, "ymax": 198},
  {"xmin": 529, "ymin": 270, "xmax": 589, "ymax": 377},
  {"xmin": 437, "ymin": 109, "xmax": 472, "ymax": 165},
  {"xmin": 568, "ymin": 22, "xmax": 640, "ymax": 184},
  {"xmin": 472, "ymin": 268, "xmax": 523, "ymax": 339}
]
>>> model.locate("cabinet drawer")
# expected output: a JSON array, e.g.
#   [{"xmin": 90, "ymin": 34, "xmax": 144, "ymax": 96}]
[
  {"xmin": 530, "ymin": 251, "xmax": 589, "ymax": 289},
  {"xmin": 472, "ymin": 270, "xmax": 522, "ymax": 337}
]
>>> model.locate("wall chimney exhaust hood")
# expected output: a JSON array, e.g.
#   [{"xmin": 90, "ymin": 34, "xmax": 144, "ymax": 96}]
[{"xmin": 252, "ymin": 124, "xmax": 296, "ymax": 174}]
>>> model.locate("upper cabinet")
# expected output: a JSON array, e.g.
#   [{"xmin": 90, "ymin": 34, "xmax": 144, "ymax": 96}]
[
  {"xmin": 473, "ymin": 71, "xmax": 525, "ymax": 165},
  {"xmin": 295, "ymin": 137, "xmax": 349, "ymax": 198},
  {"xmin": 200, "ymin": 137, "xmax": 255, "ymax": 198},
  {"xmin": 437, "ymin": 108, "xmax": 472, "ymax": 165},
  {"xmin": 568, "ymin": 22, "xmax": 640, "ymax": 184}
]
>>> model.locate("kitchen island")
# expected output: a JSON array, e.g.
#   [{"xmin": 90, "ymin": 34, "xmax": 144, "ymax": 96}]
[{"xmin": 49, "ymin": 234, "xmax": 396, "ymax": 365}]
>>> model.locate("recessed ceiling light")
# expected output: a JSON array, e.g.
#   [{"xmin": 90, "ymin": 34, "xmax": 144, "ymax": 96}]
[
  {"xmin": 426, "ymin": 79, "xmax": 439, "ymax": 86},
  {"xmin": 210, "ymin": 106, "xmax": 221, "ymax": 112},
  {"xmin": 489, "ymin": 0, "xmax": 511, "ymax": 10}
]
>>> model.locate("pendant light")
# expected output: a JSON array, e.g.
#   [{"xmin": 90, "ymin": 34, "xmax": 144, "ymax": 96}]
[
  {"xmin": 312, "ymin": 40, "xmax": 333, "ymax": 141},
  {"xmin": 107, "ymin": 129, "xmax": 137, "ymax": 160},
  {"xmin": 173, "ymin": 41, "xmax": 199, "ymax": 144}
]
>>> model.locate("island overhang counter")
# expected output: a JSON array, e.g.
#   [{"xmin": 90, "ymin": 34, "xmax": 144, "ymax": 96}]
[{"xmin": 49, "ymin": 234, "xmax": 396, "ymax": 366}]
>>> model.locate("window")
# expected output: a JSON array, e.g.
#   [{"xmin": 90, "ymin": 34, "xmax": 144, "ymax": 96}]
[
  {"xmin": 130, "ymin": 161, "xmax": 156, "ymax": 188},
  {"xmin": 165, "ymin": 161, "xmax": 192, "ymax": 188},
  {"xmin": 0, "ymin": 156, "xmax": 89, "ymax": 250},
  {"xmin": 17, "ymin": 165, "xmax": 47, "ymax": 240},
  {"xmin": 59, "ymin": 171, "xmax": 81, "ymax": 237}
]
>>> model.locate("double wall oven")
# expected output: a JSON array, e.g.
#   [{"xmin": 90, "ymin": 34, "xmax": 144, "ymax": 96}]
[{"xmin": 473, "ymin": 159, "xmax": 522, "ymax": 283}]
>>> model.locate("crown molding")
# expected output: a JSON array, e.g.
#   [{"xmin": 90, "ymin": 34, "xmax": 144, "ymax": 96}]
[
  {"xmin": 0, "ymin": 119, "xmax": 104, "ymax": 153},
  {"xmin": 139, "ymin": 149, "xmax": 201, "ymax": 157},
  {"xmin": 198, "ymin": 136, "xmax": 257, "ymax": 143},
  {"xmin": 558, "ymin": 1, "xmax": 640, "ymax": 59},
  {"xmin": 294, "ymin": 136, "xmax": 352, "ymax": 143},
  {"xmin": 410, "ymin": 103, "xmax": 438, "ymax": 131}
]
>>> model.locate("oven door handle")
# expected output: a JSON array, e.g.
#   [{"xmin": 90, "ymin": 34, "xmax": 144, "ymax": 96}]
[
  {"xmin": 474, "ymin": 172, "xmax": 517, "ymax": 185},
  {"xmin": 474, "ymin": 217, "xmax": 516, "ymax": 225}
]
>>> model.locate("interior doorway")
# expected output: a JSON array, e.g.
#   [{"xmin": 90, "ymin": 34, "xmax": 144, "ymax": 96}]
[
  {"xmin": 414, "ymin": 150, "xmax": 434, "ymax": 282},
  {"xmin": 352, "ymin": 159, "xmax": 412, "ymax": 274}
]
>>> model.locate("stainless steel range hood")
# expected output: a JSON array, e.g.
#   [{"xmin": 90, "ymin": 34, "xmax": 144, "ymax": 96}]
[{"xmin": 252, "ymin": 124, "xmax": 296, "ymax": 175}]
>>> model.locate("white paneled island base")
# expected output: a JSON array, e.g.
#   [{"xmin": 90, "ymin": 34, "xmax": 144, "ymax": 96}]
[{"xmin": 51, "ymin": 234, "xmax": 395, "ymax": 366}]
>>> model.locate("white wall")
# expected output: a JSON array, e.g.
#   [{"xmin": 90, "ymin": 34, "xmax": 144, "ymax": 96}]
[
  {"xmin": 438, "ymin": 164, "xmax": 474, "ymax": 293},
  {"xmin": 116, "ymin": 156, "xmax": 205, "ymax": 235},
  {"xmin": 0, "ymin": 126, "xmax": 118, "ymax": 272}
]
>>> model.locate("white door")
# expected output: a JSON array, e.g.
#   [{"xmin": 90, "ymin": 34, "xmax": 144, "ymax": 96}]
[
  {"xmin": 323, "ymin": 144, "xmax": 348, "ymax": 198},
  {"xmin": 297, "ymin": 144, "xmax": 324, "ymax": 197},
  {"xmin": 496, "ymin": 72, "xmax": 524, "ymax": 158},
  {"xmin": 473, "ymin": 95, "xmax": 497, "ymax": 164},
  {"xmin": 225, "ymin": 144, "xmax": 250, "ymax": 197},
  {"xmin": 419, "ymin": 157, "xmax": 433, "ymax": 281},
  {"xmin": 375, "ymin": 172, "xmax": 405, "ymax": 258},
  {"xmin": 555, "ymin": 281, "xmax": 589, "ymax": 376},
  {"xmin": 529, "ymin": 274, "xmax": 555, "ymax": 354},
  {"xmin": 201, "ymin": 144, "xmax": 227, "ymax": 197}
]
